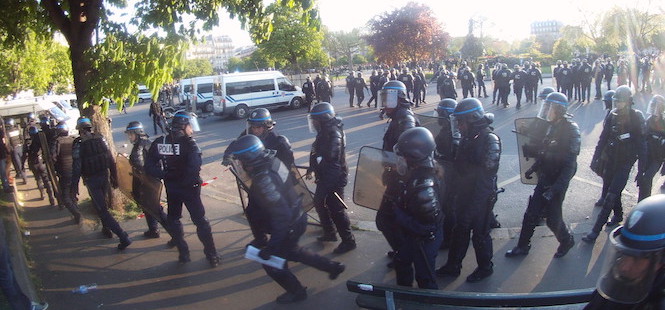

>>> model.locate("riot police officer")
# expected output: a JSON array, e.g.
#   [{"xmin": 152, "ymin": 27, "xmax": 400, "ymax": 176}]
[
  {"xmin": 145, "ymin": 111, "xmax": 220, "ymax": 266},
  {"xmin": 345, "ymin": 72, "xmax": 355, "ymax": 107},
  {"xmin": 436, "ymin": 98, "xmax": 501, "ymax": 283},
  {"xmin": 459, "ymin": 66, "xmax": 476, "ymax": 99},
  {"xmin": 226, "ymin": 135, "xmax": 345, "ymax": 304},
  {"xmin": 392, "ymin": 127, "xmax": 443, "ymax": 289},
  {"xmin": 398, "ymin": 69, "xmax": 414, "ymax": 100},
  {"xmin": 377, "ymin": 81, "xmax": 419, "ymax": 260},
  {"xmin": 511, "ymin": 65, "xmax": 527, "ymax": 108},
  {"xmin": 637, "ymin": 95, "xmax": 665, "ymax": 201},
  {"xmin": 584, "ymin": 194, "xmax": 665, "ymax": 309},
  {"xmin": 302, "ymin": 77, "xmax": 315, "ymax": 112},
  {"xmin": 579, "ymin": 59, "xmax": 593, "ymax": 103},
  {"xmin": 439, "ymin": 72, "xmax": 457, "ymax": 100},
  {"xmin": 559, "ymin": 62, "xmax": 573, "ymax": 99},
  {"xmin": 5, "ymin": 118, "xmax": 27, "ymax": 185},
  {"xmin": 26, "ymin": 126, "xmax": 56, "ymax": 206},
  {"xmin": 305, "ymin": 103, "xmax": 356, "ymax": 254},
  {"xmin": 51, "ymin": 122, "xmax": 81, "ymax": 224},
  {"xmin": 587, "ymin": 86, "xmax": 647, "ymax": 242},
  {"xmin": 354, "ymin": 72, "xmax": 369, "ymax": 107},
  {"xmin": 526, "ymin": 64, "xmax": 543, "ymax": 103},
  {"xmin": 506, "ymin": 92, "xmax": 578, "ymax": 258},
  {"xmin": 316, "ymin": 75, "xmax": 333, "ymax": 103},
  {"xmin": 126, "ymin": 121, "xmax": 168, "ymax": 238},
  {"xmin": 224, "ymin": 108, "xmax": 294, "ymax": 247},
  {"xmin": 433, "ymin": 99, "xmax": 458, "ymax": 249},
  {"xmin": 495, "ymin": 64, "xmax": 512, "ymax": 107},
  {"xmin": 72, "ymin": 117, "xmax": 132, "ymax": 250},
  {"xmin": 604, "ymin": 59, "xmax": 615, "ymax": 91}
]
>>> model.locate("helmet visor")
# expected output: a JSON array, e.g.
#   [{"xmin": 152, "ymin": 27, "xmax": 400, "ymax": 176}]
[
  {"xmin": 189, "ymin": 113, "xmax": 201, "ymax": 132},
  {"xmin": 392, "ymin": 145, "xmax": 408, "ymax": 176},
  {"xmin": 647, "ymin": 99, "xmax": 665, "ymax": 119},
  {"xmin": 307, "ymin": 114, "xmax": 318, "ymax": 133},
  {"xmin": 597, "ymin": 227, "xmax": 663, "ymax": 304},
  {"xmin": 379, "ymin": 88, "xmax": 399, "ymax": 109},
  {"xmin": 537, "ymin": 101, "xmax": 552, "ymax": 120}
]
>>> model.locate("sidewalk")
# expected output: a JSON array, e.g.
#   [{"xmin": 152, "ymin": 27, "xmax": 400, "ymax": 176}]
[{"xmin": 19, "ymin": 174, "xmax": 610, "ymax": 310}]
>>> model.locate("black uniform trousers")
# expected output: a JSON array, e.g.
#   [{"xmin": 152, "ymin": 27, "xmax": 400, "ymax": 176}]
[
  {"xmin": 264, "ymin": 215, "xmax": 338, "ymax": 293},
  {"xmin": 57, "ymin": 173, "xmax": 80, "ymax": 216},
  {"xmin": 9, "ymin": 146, "xmax": 25, "ymax": 181},
  {"xmin": 29, "ymin": 160, "xmax": 55, "ymax": 204},
  {"xmin": 638, "ymin": 159, "xmax": 664, "ymax": 201},
  {"xmin": 313, "ymin": 184, "xmax": 353, "ymax": 242},
  {"xmin": 446, "ymin": 199, "xmax": 493, "ymax": 270},
  {"xmin": 514, "ymin": 84, "xmax": 524, "ymax": 105},
  {"xmin": 498, "ymin": 85, "xmax": 510, "ymax": 106},
  {"xmin": 525, "ymin": 83, "xmax": 538, "ymax": 103},
  {"xmin": 85, "ymin": 174, "xmax": 129, "ymax": 241},
  {"xmin": 592, "ymin": 161, "xmax": 633, "ymax": 233},
  {"xmin": 581, "ymin": 81, "xmax": 592, "ymax": 102},
  {"xmin": 164, "ymin": 182, "xmax": 217, "ymax": 258},
  {"xmin": 517, "ymin": 182, "xmax": 572, "ymax": 248},
  {"xmin": 394, "ymin": 227, "xmax": 442, "ymax": 289}
]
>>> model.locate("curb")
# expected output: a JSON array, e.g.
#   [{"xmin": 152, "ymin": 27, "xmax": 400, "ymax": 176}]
[{"xmin": 2, "ymin": 186, "xmax": 41, "ymax": 303}]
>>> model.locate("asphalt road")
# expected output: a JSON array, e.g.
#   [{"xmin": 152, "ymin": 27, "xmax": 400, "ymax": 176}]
[{"xmin": 107, "ymin": 78, "xmax": 662, "ymax": 230}]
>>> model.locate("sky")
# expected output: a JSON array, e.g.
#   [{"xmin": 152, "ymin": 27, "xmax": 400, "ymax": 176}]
[{"xmin": 215, "ymin": 0, "xmax": 663, "ymax": 48}]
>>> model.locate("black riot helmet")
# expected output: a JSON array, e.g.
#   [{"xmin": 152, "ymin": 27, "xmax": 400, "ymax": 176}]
[
  {"xmin": 435, "ymin": 99, "xmax": 457, "ymax": 119},
  {"xmin": 171, "ymin": 110, "xmax": 200, "ymax": 132},
  {"xmin": 27, "ymin": 113, "xmax": 36, "ymax": 122},
  {"xmin": 247, "ymin": 108, "xmax": 275, "ymax": 129},
  {"xmin": 55, "ymin": 121, "xmax": 69, "ymax": 136},
  {"xmin": 597, "ymin": 194, "xmax": 665, "ymax": 304},
  {"xmin": 538, "ymin": 92, "xmax": 569, "ymax": 121},
  {"xmin": 612, "ymin": 85, "xmax": 633, "ymax": 110},
  {"xmin": 226, "ymin": 134, "xmax": 267, "ymax": 171},
  {"xmin": 125, "ymin": 121, "xmax": 145, "ymax": 135},
  {"xmin": 394, "ymin": 127, "xmax": 436, "ymax": 163},
  {"xmin": 379, "ymin": 80, "xmax": 409, "ymax": 112},
  {"xmin": 603, "ymin": 90, "xmax": 615, "ymax": 110},
  {"xmin": 28, "ymin": 126, "xmax": 39, "ymax": 136},
  {"xmin": 39, "ymin": 115, "xmax": 51, "ymax": 128},
  {"xmin": 308, "ymin": 102, "xmax": 335, "ymax": 133},
  {"xmin": 538, "ymin": 87, "xmax": 556, "ymax": 100},
  {"xmin": 5, "ymin": 118, "xmax": 15, "ymax": 127},
  {"xmin": 453, "ymin": 98, "xmax": 485, "ymax": 124},
  {"xmin": 76, "ymin": 116, "xmax": 92, "ymax": 130}
]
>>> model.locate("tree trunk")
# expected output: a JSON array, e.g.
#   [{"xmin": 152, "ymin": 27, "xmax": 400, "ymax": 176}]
[{"xmin": 70, "ymin": 32, "xmax": 128, "ymax": 212}]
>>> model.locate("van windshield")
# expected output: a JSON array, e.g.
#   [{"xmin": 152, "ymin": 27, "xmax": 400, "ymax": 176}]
[{"xmin": 277, "ymin": 78, "xmax": 296, "ymax": 91}]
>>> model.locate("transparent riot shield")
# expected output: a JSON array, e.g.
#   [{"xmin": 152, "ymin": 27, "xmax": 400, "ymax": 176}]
[
  {"xmin": 514, "ymin": 117, "xmax": 550, "ymax": 185},
  {"xmin": 415, "ymin": 113, "xmax": 445, "ymax": 137},
  {"xmin": 38, "ymin": 132, "xmax": 59, "ymax": 199},
  {"xmin": 353, "ymin": 146, "xmax": 398, "ymax": 210},
  {"xmin": 229, "ymin": 160, "xmax": 314, "ymax": 213},
  {"xmin": 115, "ymin": 154, "xmax": 133, "ymax": 198}
]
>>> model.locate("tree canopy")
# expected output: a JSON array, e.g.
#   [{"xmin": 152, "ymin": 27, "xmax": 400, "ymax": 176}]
[
  {"xmin": 173, "ymin": 58, "xmax": 215, "ymax": 80},
  {"xmin": 254, "ymin": 3, "xmax": 327, "ymax": 70},
  {"xmin": 0, "ymin": 32, "xmax": 72, "ymax": 97},
  {"xmin": 366, "ymin": 2, "xmax": 449, "ymax": 65},
  {"xmin": 324, "ymin": 28, "xmax": 365, "ymax": 69}
]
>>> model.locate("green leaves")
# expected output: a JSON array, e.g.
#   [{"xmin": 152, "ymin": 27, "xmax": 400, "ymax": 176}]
[{"xmin": 86, "ymin": 33, "xmax": 184, "ymax": 111}]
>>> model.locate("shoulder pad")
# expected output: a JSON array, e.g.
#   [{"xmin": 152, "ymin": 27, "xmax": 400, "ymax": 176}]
[
  {"xmin": 411, "ymin": 177, "xmax": 435, "ymax": 190},
  {"xmin": 487, "ymin": 132, "xmax": 501, "ymax": 144},
  {"xmin": 276, "ymin": 135, "xmax": 291, "ymax": 147}
]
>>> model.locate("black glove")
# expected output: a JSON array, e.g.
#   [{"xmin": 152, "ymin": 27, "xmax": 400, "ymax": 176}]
[
  {"xmin": 525, "ymin": 167, "xmax": 535, "ymax": 180},
  {"xmin": 258, "ymin": 248, "xmax": 271, "ymax": 260},
  {"xmin": 590, "ymin": 158, "xmax": 602, "ymax": 176},
  {"xmin": 221, "ymin": 155, "xmax": 232, "ymax": 166}
]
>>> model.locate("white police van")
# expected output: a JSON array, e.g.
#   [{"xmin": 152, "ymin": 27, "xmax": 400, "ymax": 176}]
[{"xmin": 211, "ymin": 71, "xmax": 305, "ymax": 119}]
